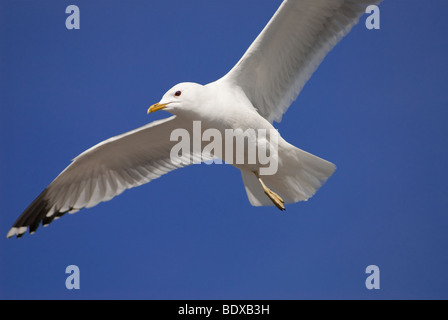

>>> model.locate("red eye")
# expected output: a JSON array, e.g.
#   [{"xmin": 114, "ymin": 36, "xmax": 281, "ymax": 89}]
[{"xmin": 175, "ymin": 91, "xmax": 182, "ymax": 97}]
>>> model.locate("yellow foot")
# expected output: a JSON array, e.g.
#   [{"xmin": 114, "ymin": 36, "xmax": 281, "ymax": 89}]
[
  {"xmin": 255, "ymin": 175, "xmax": 285, "ymax": 211},
  {"xmin": 264, "ymin": 186, "xmax": 285, "ymax": 211}
]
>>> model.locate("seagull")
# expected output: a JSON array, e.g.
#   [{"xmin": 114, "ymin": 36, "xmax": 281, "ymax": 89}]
[{"xmin": 7, "ymin": 0, "xmax": 382, "ymax": 238}]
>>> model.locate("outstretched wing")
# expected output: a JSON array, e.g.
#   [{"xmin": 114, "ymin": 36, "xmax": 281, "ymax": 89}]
[
  {"xmin": 7, "ymin": 116, "xmax": 199, "ymax": 238},
  {"xmin": 220, "ymin": 0, "xmax": 382, "ymax": 123}
]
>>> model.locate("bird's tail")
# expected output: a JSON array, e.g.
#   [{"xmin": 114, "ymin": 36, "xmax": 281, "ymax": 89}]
[{"xmin": 240, "ymin": 146, "xmax": 336, "ymax": 207}]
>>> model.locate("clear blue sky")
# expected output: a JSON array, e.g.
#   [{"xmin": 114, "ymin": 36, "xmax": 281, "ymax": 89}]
[{"xmin": 1, "ymin": 0, "xmax": 447, "ymax": 299}]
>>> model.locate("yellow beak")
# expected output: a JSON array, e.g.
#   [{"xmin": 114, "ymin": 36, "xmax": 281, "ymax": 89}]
[{"xmin": 147, "ymin": 102, "xmax": 169, "ymax": 114}]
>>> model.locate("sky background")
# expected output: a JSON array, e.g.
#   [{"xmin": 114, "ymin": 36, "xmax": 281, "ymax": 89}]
[{"xmin": 1, "ymin": 0, "xmax": 447, "ymax": 300}]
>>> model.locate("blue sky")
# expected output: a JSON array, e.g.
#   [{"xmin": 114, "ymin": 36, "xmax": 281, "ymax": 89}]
[{"xmin": 1, "ymin": 0, "xmax": 447, "ymax": 299}]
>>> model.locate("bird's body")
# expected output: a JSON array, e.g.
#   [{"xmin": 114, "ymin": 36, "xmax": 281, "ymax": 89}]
[
  {"xmin": 163, "ymin": 80, "xmax": 336, "ymax": 206},
  {"xmin": 7, "ymin": 0, "xmax": 382, "ymax": 238}
]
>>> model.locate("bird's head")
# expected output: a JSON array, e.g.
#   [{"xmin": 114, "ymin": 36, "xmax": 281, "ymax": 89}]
[{"xmin": 147, "ymin": 82, "xmax": 206, "ymax": 118}]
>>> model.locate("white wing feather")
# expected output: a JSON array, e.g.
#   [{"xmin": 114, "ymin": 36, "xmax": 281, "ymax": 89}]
[
  {"xmin": 7, "ymin": 116, "xmax": 196, "ymax": 238},
  {"xmin": 220, "ymin": 0, "xmax": 382, "ymax": 123}
]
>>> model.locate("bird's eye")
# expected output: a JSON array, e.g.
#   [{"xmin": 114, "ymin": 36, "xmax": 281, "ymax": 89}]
[{"xmin": 174, "ymin": 91, "xmax": 182, "ymax": 97}]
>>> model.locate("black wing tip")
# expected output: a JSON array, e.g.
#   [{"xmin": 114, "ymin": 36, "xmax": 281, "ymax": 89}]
[
  {"xmin": 7, "ymin": 189, "xmax": 54, "ymax": 239},
  {"xmin": 6, "ymin": 208, "xmax": 80, "ymax": 239}
]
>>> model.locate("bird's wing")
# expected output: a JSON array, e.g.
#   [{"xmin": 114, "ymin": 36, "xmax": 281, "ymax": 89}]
[
  {"xmin": 7, "ymin": 115, "xmax": 200, "ymax": 238},
  {"xmin": 220, "ymin": 0, "xmax": 381, "ymax": 123}
]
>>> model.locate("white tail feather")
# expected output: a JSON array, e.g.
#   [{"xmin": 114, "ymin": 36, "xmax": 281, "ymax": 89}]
[{"xmin": 241, "ymin": 146, "xmax": 336, "ymax": 207}]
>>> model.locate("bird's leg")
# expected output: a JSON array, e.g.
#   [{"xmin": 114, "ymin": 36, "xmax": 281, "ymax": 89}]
[{"xmin": 253, "ymin": 171, "xmax": 285, "ymax": 211}]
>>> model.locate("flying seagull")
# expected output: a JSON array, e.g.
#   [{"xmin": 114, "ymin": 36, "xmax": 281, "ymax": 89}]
[{"xmin": 7, "ymin": 0, "xmax": 382, "ymax": 238}]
